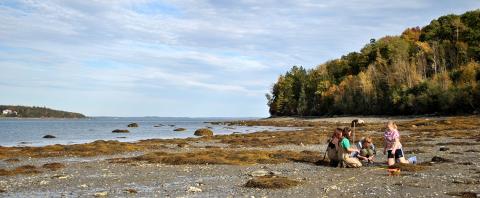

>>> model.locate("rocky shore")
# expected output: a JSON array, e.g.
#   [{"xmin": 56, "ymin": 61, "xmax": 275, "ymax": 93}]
[{"xmin": 1, "ymin": 116, "xmax": 479, "ymax": 197}]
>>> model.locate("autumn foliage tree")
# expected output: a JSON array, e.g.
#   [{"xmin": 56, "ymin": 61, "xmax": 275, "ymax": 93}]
[{"xmin": 267, "ymin": 10, "xmax": 480, "ymax": 116}]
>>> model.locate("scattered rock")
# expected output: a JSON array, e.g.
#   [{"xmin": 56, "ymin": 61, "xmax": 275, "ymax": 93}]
[
  {"xmin": 42, "ymin": 162, "xmax": 65, "ymax": 171},
  {"xmin": 431, "ymin": 156, "xmax": 454, "ymax": 163},
  {"xmin": 0, "ymin": 165, "xmax": 41, "ymax": 176},
  {"xmin": 194, "ymin": 128, "xmax": 213, "ymax": 137},
  {"xmin": 112, "ymin": 129, "xmax": 129, "ymax": 133},
  {"xmin": 169, "ymin": 125, "xmax": 175, "ymax": 127},
  {"xmin": 42, "ymin": 135, "xmax": 56, "ymax": 138},
  {"xmin": 177, "ymin": 142, "xmax": 189, "ymax": 148},
  {"xmin": 411, "ymin": 125, "xmax": 417, "ymax": 128},
  {"xmin": 39, "ymin": 180, "xmax": 48, "ymax": 185},
  {"xmin": 154, "ymin": 124, "xmax": 164, "ymax": 127},
  {"xmin": 389, "ymin": 163, "xmax": 427, "ymax": 172},
  {"xmin": 453, "ymin": 179, "xmax": 480, "ymax": 184},
  {"xmin": 117, "ymin": 137, "xmax": 127, "ymax": 139},
  {"xmin": 94, "ymin": 191, "xmax": 108, "ymax": 197},
  {"xmin": 438, "ymin": 119, "xmax": 452, "ymax": 124},
  {"xmin": 127, "ymin": 123, "xmax": 139, "ymax": 127},
  {"xmin": 245, "ymin": 176, "xmax": 301, "ymax": 189},
  {"xmin": 351, "ymin": 119, "xmax": 365, "ymax": 127},
  {"xmin": 80, "ymin": 184, "xmax": 88, "ymax": 188},
  {"xmin": 0, "ymin": 189, "xmax": 5, "ymax": 193},
  {"xmin": 439, "ymin": 147, "xmax": 450, "ymax": 151},
  {"xmin": 458, "ymin": 162, "xmax": 474, "ymax": 165},
  {"xmin": 124, "ymin": 189, "xmax": 138, "ymax": 194},
  {"xmin": 405, "ymin": 149, "xmax": 426, "ymax": 154},
  {"xmin": 249, "ymin": 170, "xmax": 270, "ymax": 177},
  {"xmin": 174, "ymin": 128, "xmax": 187, "ymax": 132},
  {"xmin": 187, "ymin": 186, "xmax": 202, "ymax": 193},
  {"xmin": 446, "ymin": 191, "xmax": 479, "ymax": 197},
  {"xmin": 465, "ymin": 149, "xmax": 479, "ymax": 152},
  {"xmin": 51, "ymin": 175, "xmax": 69, "ymax": 179},
  {"xmin": 4, "ymin": 158, "xmax": 20, "ymax": 163}
]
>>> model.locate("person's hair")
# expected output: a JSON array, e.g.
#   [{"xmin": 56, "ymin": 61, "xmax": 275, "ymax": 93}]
[
  {"xmin": 363, "ymin": 137, "xmax": 372, "ymax": 144},
  {"xmin": 342, "ymin": 127, "xmax": 352, "ymax": 139},
  {"xmin": 387, "ymin": 121, "xmax": 397, "ymax": 131},
  {"xmin": 334, "ymin": 128, "xmax": 343, "ymax": 138}
]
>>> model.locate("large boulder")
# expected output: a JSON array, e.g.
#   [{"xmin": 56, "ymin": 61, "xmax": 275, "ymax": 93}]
[
  {"xmin": 127, "ymin": 123, "xmax": 139, "ymax": 127},
  {"xmin": 112, "ymin": 129, "xmax": 130, "ymax": 133},
  {"xmin": 351, "ymin": 119, "xmax": 365, "ymax": 127},
  {"xmin": 42, "ymin": 135, "xmax": 56, "ymax": 139},
  {"xmin": 194, "ymin": 128, "xmax": 213, "ymax": 137}
]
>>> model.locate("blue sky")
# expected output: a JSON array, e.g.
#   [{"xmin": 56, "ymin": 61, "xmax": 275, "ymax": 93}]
[{"xmin": 0, "ymin": 0, "xmax": 479, "ymax": 117}]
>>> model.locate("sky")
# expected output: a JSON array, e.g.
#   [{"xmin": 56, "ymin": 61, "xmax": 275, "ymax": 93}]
[{"xmin": 0, "ymin": 1, "xmax": 479, "ymax": 117}]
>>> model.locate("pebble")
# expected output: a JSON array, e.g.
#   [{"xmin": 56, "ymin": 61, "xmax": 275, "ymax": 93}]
[
  {"xmin": 94, "ymin": 191, "xmax": 108, "ymax": 197},
  {"xmin": 250, "ymin": 170, "xmax": 268, "ymax": 177},
  {"xmin": 187, "ymin": 186, "xmax": 202, "ymax": 193}
]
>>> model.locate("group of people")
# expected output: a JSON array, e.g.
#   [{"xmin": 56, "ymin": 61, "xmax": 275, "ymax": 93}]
[{"xmin": 326, "ymin": 120, "xmax": 416, "ymax": 168}]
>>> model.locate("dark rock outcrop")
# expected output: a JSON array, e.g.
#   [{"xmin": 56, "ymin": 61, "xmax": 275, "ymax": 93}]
[
  {"xmin": 42, "ymin": 135, "xmax": 56, "ymax": 139},
  {"xmin": 173, "ymin": 128, "xmax": 186, "ymax": 132},
  {"xmin": 112, "ymin": 129, "xmax": 129, "ymax": 133},
  {"xmin": 127, "ymin": 123, "xmax": 139, "ymax": 127}
]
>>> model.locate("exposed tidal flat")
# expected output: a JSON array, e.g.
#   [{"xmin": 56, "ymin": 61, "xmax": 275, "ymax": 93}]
[{"xmin": 0, "ymin": 116, "xmax": 479, "ymax": 197}]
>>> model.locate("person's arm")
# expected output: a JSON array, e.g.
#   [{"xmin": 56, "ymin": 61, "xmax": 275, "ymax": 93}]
[
  {"xmin": 357, "ymin": 154, "xmax": 367, "ymax": 160},
  {"xmin": 341, "ymin": 139, "xmax": 357, "ymax": 153},
  {"xmin": 383, "ymin": 141, "xmax": 387, "ymax": 155},
  {"xmin": 346, "ymin": 146, "xmax": 358, "ymax": 153},
  {"xmin": 392, "ymin": 137, "xmax": 401, "ymax": 151}
]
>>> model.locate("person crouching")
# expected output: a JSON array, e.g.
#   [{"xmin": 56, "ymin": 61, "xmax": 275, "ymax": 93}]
[{"xmin": 339, "ymin": 127, "xmax": 362, "ymax": 168}]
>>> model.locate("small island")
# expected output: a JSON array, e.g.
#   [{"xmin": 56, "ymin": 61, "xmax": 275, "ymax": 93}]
[{"xmin": 0, "ymin": 105, "xmax": 86, "ymax": 118}]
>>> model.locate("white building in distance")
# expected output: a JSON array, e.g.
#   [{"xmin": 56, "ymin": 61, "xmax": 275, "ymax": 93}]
[{"xmin": 2, "ymin": 109, "xmax": 18, "ymax": 115}]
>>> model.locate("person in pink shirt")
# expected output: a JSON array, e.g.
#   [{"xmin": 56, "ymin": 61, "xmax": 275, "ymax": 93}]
[{"xmin": 383, "ymin": 121, "xmax": 410, "ymax": 166}]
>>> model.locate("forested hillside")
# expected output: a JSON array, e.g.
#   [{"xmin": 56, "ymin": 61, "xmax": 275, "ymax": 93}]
[
  {"xmin": 267, "ymin": 10, "xmax": 480, "ymax": 116},
  {"xmin": 0, "ymin": 105, "xmax": 86, "ymax": 118}
]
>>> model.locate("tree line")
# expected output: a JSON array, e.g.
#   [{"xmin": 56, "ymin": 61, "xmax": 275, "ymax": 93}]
[
  {"xmin": 267, "ymin": 10, "xmax": 480, "ymax": 116},
  {"xmin": 0, "ymin": 105, "xmax": 86, "ymax": 118}
]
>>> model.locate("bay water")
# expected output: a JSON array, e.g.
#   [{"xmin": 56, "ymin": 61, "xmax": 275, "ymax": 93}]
[{"xmin": 0, "ymin": 117, "xmax": 297, "ymax": 147}]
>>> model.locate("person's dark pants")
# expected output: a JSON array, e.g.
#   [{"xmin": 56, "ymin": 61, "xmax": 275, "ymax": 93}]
[{"xmin": 330, "ymin": 160, "xmax": 339, "ymax": 167}]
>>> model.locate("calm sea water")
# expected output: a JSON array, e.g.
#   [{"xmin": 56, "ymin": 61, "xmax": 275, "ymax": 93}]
[{"xmin": 0, "ymin": 117, "xmax": 298, "ymax": 147}]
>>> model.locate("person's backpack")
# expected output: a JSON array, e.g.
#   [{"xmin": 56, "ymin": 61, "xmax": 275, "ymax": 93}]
[{"xmin": 326, "ymin": 139, "xmax": 339, "ymax": 161}]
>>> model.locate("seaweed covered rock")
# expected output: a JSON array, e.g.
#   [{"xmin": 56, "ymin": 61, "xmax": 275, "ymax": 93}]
[
  {"xmin": 112, "ymin": 129, "xmax": 129, "ymax": 133},
  {"xmin": 194, "ymin": 128, "xmax": 213, "ymax": 137},
  {"xmin": 42, "ymin": 162, "xmax": 65, "ymax": 171},
  {"xmin": 127, "ymin": 123, "xmax": 139, "ymax": 127},
  {"xmin": 244, "ymin": 176, "xmax": 301, "ymax": 189},
  {"xmin": 42, "ymin": 135, "xmax": 56, "ymax": 139},
  {"xmin": 173, "ymin": 128, "xmax": 187, "ymax": 132}
]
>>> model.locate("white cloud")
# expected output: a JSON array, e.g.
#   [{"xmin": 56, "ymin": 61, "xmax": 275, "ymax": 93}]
[{"xmin": 0, "ymin": 0, "xmax": 479, "ymax": 116}]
